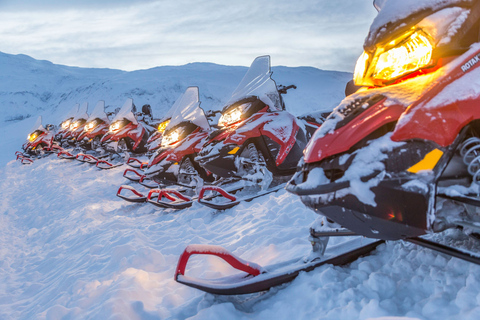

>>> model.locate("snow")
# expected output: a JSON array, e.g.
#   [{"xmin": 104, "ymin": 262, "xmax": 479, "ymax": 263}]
[{"xmin": 2, "ymin": 51, "xmax": 480, "ymax": 319}]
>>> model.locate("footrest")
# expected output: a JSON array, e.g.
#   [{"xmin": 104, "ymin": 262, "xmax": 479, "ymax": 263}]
[{"xmin": 116, "ymin": 185, "xmax": 147, "ymax": 202}]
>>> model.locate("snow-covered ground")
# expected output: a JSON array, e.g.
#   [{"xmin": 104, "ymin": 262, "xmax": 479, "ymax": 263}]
[{"xmin": 2, "ymin": 52, "xmax": 480, "ymax": 320}]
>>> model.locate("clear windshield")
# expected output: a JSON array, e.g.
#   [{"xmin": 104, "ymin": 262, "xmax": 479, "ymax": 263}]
[
  {"xmin": 111, "ymin": 98, "xmax": 138, "ymax": 125},
  {"xmin": 165, "ymin": 87, "xmax": 210, "ymax": 132},
  {"xmin": 65, "ymin": 104, "xmax": 79, "ymax": 120},
  {"xmin": 225, "ymin": 55, "xmax": 282, "ymax": 111},
  {"xmin": 30, "ymin": 116, "xmax": 45, "ymax": 132},
  {"xmin": 87, "ymin": 100, "xmax": 109, "ymax": 123},
  {"xmin": 162, "ymin": 93, "xmax": 184, "ymax": 122},
  {"xmin": 73, "ymin": 102, "xmax": 89, "ymax": 121}
]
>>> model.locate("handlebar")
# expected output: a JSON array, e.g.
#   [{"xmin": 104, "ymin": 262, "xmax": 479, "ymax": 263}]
[{"xmin": 278, "ymin": 84, "xmax": 297, "ymax": 95}]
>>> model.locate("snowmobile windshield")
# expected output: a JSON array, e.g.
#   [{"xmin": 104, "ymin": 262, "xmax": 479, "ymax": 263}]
[
  {"xmin": 87, "ymin": 100, "xmax": 109, "ymax": 124},
  {"xmin": 60, "ymin": 104, "xmax": 79, "ymax": 129},
  {"xmin": 30, "ymin": 116, "xmax": 45, "ymax": 133},
  {"xmin": 156, "ymin": 93, "xmax": 184, "ymax": 133},
  {"xmin": 73, "ymin": 102, "xmax": 89, "ymax": 122},
  {"xmin": 164, "ymin": 87, "xmax": 209, "ymax": 132},
  {"xmin": 224, "ymin": 55, "xmax": 282, "ymax": 113},
  {"xmin": 111, "ymin": 98, "xmax": 138, "ymax": 125}
]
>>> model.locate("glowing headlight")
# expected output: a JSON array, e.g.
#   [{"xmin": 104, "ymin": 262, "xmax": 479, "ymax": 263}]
[
  {"xmin": 70, "ymin": 120, "xmax": 83, "ymax": 131},
  {"xmin": 161, "ymin": 129, "xmax": 181, "ymax": 147},
  {"xmin": 158, "ymin": 119, "xmax": 170, "ymax": 133},
  {"xmin": 61, "ymin": 119, "xmax": 71, "ymax": 130},
  {"xmin": 354, "ymin": 30, "xmax": 434, "ymax": 86},
  {"xmin": 218, "ymin": 103, "xmax": 251, "ymax": 127},
  {"xmin": 109, "ymin": 120, "xmax": 127, "ymax": 132},
  {"xmin": 85, "ymin": 119, "xmax": 100, "ymax": 132},
  {"xmin": 27, "ymin": 132, "xmax": 38, "ymax": 142}
]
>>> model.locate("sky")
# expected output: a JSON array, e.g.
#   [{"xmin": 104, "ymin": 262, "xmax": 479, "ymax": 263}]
[{"xmin": 0, "ymin": 0, "xmax": 378, "ymax": 72}]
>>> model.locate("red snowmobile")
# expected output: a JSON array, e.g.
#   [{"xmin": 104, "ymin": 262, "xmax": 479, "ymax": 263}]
[
  {"xmin": 73, "ymin": 100, "xmax": 113, "ymax": 164},
  {"xmin": 123, "ymin": 92, "xmax": 185, "ymax": 171},
  {"xmin": 55, "ymin": 104, "xmax": 79, "ymax": 145},
  {"xmin": 96, "ymin": 98, "xmax": 155, "ymax": 169},
  {"xmin": 57, "ymin": 102, "xmax": 91, "ymax": 159},
  {"xmin": 174, "ymin": 0, "xmax": 480, "ymax": 295},
  {"xmin": 191, "ymin": 55, "xmax": 312, "ymax": 209},
  {"xmin": 117, "ymin": 87, "xmax": 215, "ymax": 207},
  {"xmin": 16, "ymin": 116, "xmax": 61, "ymax": 164}
]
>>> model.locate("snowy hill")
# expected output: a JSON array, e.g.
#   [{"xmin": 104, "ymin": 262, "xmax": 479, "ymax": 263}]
[
  {"xmin": 0, "ymin": 51, "xmax": 350, "ymax": 124},
  {"xmin": 3, "ymin": 52, "xmax": 479, "ymax": 320}
]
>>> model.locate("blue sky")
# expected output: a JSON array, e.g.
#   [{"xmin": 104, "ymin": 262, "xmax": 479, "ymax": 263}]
[{"xmin": 0, "ymin": 0, "xmax": 377, "ymax": 72}]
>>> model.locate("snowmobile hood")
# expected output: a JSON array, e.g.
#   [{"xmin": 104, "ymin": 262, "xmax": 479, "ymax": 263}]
[
  {"xmin": 366, "ymin": 0, "xmax": 474, "ymax": 51},
  {"xmin": 112, "ymin": 98, "xmax": 138, "ymax": 125},
  {"xmin": 73, "ymin": 102, "xmax": 89, "ymax": 121},
  {"xmin": 87, "ymin": 100, "xmax": 109, "ymax": 123},
  {"xmin": 164, "ymin": 87, "xmax": 209, "ymax": 132},
  {"xmin": 224, "ymin": 56, "xmax": 283, "ymax": 112}
]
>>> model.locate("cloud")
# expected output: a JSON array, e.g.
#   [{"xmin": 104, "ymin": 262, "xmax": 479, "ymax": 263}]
[{"xmin": 0, "ymin": 0, "xmax": 377, "ymax": 72}]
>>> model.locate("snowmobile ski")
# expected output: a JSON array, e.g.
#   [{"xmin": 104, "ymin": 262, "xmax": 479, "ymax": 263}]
[
  {"xmin": 197, "ymin": 184, "xmax": 285, "ymax": 210},
  {"xmin": 116, "ymin": 185, "xmax": 149, "ymax": 203},
  {"xmin": 175, "ymin": 238, "xmax": 383, "ymax": 295},
  {"xmin": 96, "ymin": 159, "xmax": 124, "ymax": 170},
  {"xmin": 76, "ymin": 153, "xmax": 99, "ymax": 164},
  {"xmin": 126, "ymin": 157, "xmax": 148, "ymax": 169},
  {"xmin": 57, "ymin": 150, "xmax": 75, "ymax": 160}
]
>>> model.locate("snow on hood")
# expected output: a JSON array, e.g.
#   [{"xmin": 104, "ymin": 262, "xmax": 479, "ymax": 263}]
[
  {"xmin": 366, "ymin": 0, "xmax": 472, "ymax": 49},
  {"xmin": 165, "ymin": 87, "xmax": 209, "ymax": 131},
  {"xmin": 111, "ymin": 98, "xmax": 138, "ymax": 125},
  {"xmin": 87, "ymin": 100, "xmax": 109, "ymax": 124},
  {"xmin": 225, "ymin": 55, "xmax": 283, "ymax": 111},
  {"xmin": 73, "ymin": 102, "xmax": 89, "ymax": 122},
  {"xmin": 30, "ymin": 115, "xmax": 45, "ymax": 132}
]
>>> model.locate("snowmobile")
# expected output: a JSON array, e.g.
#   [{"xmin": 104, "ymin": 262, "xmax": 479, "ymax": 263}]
[
  {"xmin": 55, "ymin": 103, "xmax": 79, "ymax": 145},
  {"xmin": 73, "ymin": 100, "xmax": 113, "ymax": 164},
  {"xmin": 17, "ymin": 116, "xmax": 60, "ymax": 164},
  {"xmin": 117, "ymin": 87, "xmax": 216, "ymax": 206},
  {"xmin": 96, "ymin": 98, "xmax": 155, "ymax": 169},
  {"xmin": 124, "ymin": 92, "xmax": 185, "ymax": 172},
  {"xmin": 57, "ymin": 102, "xmax": 90, "ymax": 159},
  {"xmin": 192, "ymin": 55, "xmax": 312, "ymax": 209},
  {"xmin": 174, "ymin": 0, "xmax": 480, "ymax": 295}
]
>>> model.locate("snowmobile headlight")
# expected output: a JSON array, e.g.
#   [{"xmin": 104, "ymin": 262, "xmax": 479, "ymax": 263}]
[
  {"xmin": 218, "ymin": 103, "xmax": 251, "ymax": 127},
  {"xmin": 158, "ymin": 119, "xmax": 170, "ymax": 133},
  {"xmin": 27, "ymin": 132, "xmax": 38, "ymax": 142},
  {"xmin": 354, "ymin": 30, "xmax": 434, "ymax": 86},
  {"xmin": 109, "ymin": 120, "xmax": 128, "ymax": 132},
  {"xmin": 70, "ymin": 120, "xmax": 84, "ymax": 131},
  {"xmin": 85, "ymin": 119, "xmax": 100, "ymax": 132},
  {"xmin": 61, "ymin": 119, "xmax": 72, "ymax": 130},
  {"xmin": 161, "ymin": 128, "xmax": 181, "ymax": 147}
]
